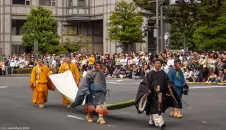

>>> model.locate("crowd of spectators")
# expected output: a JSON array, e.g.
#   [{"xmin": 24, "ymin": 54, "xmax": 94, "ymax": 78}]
[{"xmin": 0, "ymin": 50, "xmax": 226, "ymax": 83}]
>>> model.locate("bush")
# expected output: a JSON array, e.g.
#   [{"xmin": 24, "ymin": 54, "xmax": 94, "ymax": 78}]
[{"xmin": 14, "ymin": 68, "xmax": 32, "ymax": 74}]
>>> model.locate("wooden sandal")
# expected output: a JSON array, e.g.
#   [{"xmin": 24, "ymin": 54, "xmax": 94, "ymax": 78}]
[
  {"xmin": 97, "ymin": 118, "xmax": 106, "ymax": 124},
  {"xmin": 170, "ymin": 111, "xmax": 182, "ymax": 118},
  {"xmin": 86, "ymin": 116, "xmax": 93, "ymax": 123},
  {"xmin": 175, "ymin": 111, "xmax": 183, "ymax": 118},
  {"xmin": 39, "ymin": 104, "xmax": 44, "ymax": 108}
]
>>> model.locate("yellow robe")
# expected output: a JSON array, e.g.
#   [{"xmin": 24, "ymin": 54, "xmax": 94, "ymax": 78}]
[
  {"xmin": 30, "ymin": 65, "xmax": 50, "ymax": 104},
  {"xmin": 58, "ymin": 62, "xmax": 80, "ymax": 105}
]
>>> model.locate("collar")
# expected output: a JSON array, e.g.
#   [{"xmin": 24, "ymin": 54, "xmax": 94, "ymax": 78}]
[{"xmin": 153, "ymin": 68, "xmax": 161, "ymax": 72}]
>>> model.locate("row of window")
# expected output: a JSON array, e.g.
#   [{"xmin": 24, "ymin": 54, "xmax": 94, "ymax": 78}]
[
  {"xmin": 12, "ymin": 0, "xmax": 85, "ymax": 7},
  {"xmin": 12, "ymin": 0, "xmax": 56, "ymax": 6},
  {"xmin": 11, "ymin": 20, "xmax": 102, "ymax": 36}
]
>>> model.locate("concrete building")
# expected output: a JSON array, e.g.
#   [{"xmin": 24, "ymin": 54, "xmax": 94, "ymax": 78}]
[{"xmin": 0, "ymin": 0, "xmax": 149, "ymax": 55}]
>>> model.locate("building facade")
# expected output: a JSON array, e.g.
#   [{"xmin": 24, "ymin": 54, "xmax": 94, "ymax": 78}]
[{"xmin": 0, "ymin": 0, "xmax": 148, "ymax": 55}]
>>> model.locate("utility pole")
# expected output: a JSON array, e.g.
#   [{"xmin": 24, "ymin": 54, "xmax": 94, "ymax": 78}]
[
  {"xmin": 34, "ymin": 40, "xmax": 38, "ymax": 61},
  {"xmin": 156, "ymin": 0, "xmax": 159, "ymax": 53},
  {"xmin": 160, "ymin": 2, "xmax": 164, "ymax": 52}
]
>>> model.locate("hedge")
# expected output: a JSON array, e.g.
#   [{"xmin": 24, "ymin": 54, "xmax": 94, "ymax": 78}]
[{"xmin": 14, "ymin": 68, "xmax": 32, "ymax": 74}]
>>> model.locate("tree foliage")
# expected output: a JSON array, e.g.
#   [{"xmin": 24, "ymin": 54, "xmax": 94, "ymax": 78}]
[
  {"xmin": 22, "ymin": 6, "xmax": 60, "ymax": 54},
  {"xmin": 192, "ymin": 0, "xmax": 226, "ymax": 50},
  {"xmin": 107, "ymin": 1, "xmax": 144, "ymax": 52},
  {"xmin": 134, "ymin": 0, "xmax": 200, "ymax": 51}
]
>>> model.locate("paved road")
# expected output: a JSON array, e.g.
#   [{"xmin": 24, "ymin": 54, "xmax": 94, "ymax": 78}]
[{"xmin": 0, "ymin": 77, "xmax": 226, "ymax": 130}]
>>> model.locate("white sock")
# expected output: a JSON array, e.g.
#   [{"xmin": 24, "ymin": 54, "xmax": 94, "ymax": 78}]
[{"xmin": 149, "ymin": 115, "xmax": 154, "ymax": 125}]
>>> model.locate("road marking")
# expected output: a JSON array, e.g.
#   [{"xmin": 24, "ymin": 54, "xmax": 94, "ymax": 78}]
[
  {"xmin": 116, "ymin": 80, "xmax": 123, "ymax": 82},
  {"xmin": 107, "ymin": 125, "xmax": 115, "ymax": 128},
  {"xmin": 107, "ymin": 82, "xmax": 119, "ymax": 84},
  {"xmin": 202, "ymin": 121, "xmax": 207, "ymax": 124},
  {"xmin": 67, "ymin": 115, "xmax": 84, "ymax": 120},
  {"xmin": 0, "ymin": 86, "xmax": 9, "ymax": 89}
]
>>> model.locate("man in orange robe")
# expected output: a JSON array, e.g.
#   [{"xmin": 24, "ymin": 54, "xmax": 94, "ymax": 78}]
[
  {"xmin": 58, "ymin": 54, "xmax": 80, "ymax": 108},
  {"xmin": 30, "ymin": 59, "xmax": 52, "ymax": 108}
]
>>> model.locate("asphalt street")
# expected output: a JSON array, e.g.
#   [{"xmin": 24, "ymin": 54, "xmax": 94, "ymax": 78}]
[{"xmin": 0, "ymin": 76, "xmax": 226, "ymax": 130}]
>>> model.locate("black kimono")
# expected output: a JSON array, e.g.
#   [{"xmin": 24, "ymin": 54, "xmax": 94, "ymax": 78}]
[{"xmin": 135, "ymin": 70, "xmax": 182, "ymax": 115}]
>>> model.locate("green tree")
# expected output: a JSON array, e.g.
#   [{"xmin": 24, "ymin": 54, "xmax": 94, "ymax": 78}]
[
  {"xmin": 22, "ymin": 6, "xmax": 60, "ymax": 53},
  {"xmin": 193, "ymin": 0, "xmax": 226, "ymax": 50},
  {"xmin": 107, "ymin": 1, "xmax": 144, "ymax": 52},
  {"xmin": 63, "ymin": 30, "xmax": 92, "ymax": 52},
  {"xmin": 133, "ymin": 0, "xmax": 200, "ymax": 51}
]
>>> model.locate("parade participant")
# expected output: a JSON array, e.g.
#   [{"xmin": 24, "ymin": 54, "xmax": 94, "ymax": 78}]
[
  {"xmin": 135, "ymin": 59, "xmax": 181, "ymax": 129},
  {"xmin": 58, "ymin": 54, "xmax": 80, "ymax": 108},
  {"xmin": 71, "ymin": 60, "xmax": 108, "ymax": 124},
  {"xmin": 168, "ymin": 59, "xmax": 185, "ymax": 118},
  {"xmin": 30, "ymin": 58, "xmax": 52, "ymax": 108}
]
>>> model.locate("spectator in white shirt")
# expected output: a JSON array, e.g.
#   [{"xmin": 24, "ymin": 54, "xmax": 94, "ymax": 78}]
[
  {"xmin": 167, "ymin": 56, "xmax": 174, "ymax": 67},
  {"xmin": 10, "ymin": 58, "xmax": 15, "ymax": 75},
  {"xmin": 183, "ymin": 67, "xmax": 193, "ymax": 82}
]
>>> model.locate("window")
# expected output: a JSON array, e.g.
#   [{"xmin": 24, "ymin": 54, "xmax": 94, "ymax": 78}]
[
  {"xmin": 39, "ymin": 0, "xmax": 56, "ymax": 6},
  {"xmin": 25, "ymin": 0, "xmax": 30, "ymax": 5},
  {"xmin": 52, "ymin": 0, "xmax": 56, "ymax": 6},
  {"xmin": 12, "ymin": 20, "xmax": 26, "ymax": 35},
  {"xmin": 63, "ymin": 25, "xmax": 78, "ymax": 35},
  {"xmin": 11, "ymin": 45, "xmax": 26, "ymax": 54},
  {"xmin": 78, "ymin": 0, "xmax": 85, "ymax": 6},
  {"xmin": 68, "ymin": 0, "xmax": 73, "ymax": 8},
  {"xmin": 12, "ymin": 0, "xmax": 30, "ymax": 5}
]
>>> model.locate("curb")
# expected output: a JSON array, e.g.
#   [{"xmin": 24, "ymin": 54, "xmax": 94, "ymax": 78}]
[
  {"xmin": 187, "ymin": 82, "xmax": 226, "ymax": 85},
  {"xmin": 0, "ymin": 74, "xmax": 30, "ymax": 77}
]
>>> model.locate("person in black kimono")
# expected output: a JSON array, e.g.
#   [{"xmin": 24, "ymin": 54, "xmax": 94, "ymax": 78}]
[{"xmin": 135, "ymin": 59, "xmax": 182, "ymax": 129}]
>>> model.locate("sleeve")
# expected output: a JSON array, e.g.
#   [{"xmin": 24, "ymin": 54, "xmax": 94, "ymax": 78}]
[
  {"xmin": 46, "ymin": 66, "xmax": 56, "ymax": 91},
  {"xmin": 102, "ymin": 72, "xmax": 107, "ymax": 89},
  {"xmin": 168, "ymin": 70, "xmax": 173, "ymax": 83},
  {"xmin": 74, "ymin": 65, "xmax": 80, "ymax": 85},
  {"xmin": 180, "ymin": 70, "xmax": 186, "ymax": 84},
  {"xmin": 58, "ymin": 64, "xmax": 65, "ymax": 73},
  {"xmin": 135, "ymin": 72, "xmax": 152, "ymax": 109},
  {"xmin": 46, "ymin": 66, "xmax": 51, "ymax": 76},
  {"xmin": 161, "ymin": 72, "xmax": 169, "ymax": 92},
  {"xmin": 30, "ymin": 67, "xmax": 36, "ymax": 88},
  {"xmin": 71, "ymin": 72, "xmax": 92, "ymax": 108}
]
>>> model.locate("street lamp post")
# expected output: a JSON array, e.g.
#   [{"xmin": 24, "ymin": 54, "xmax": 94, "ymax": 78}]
[
  {"xmin": 156, "ymin": 0, "xmax": 159, "ymax": 53},
  {"xmin": 34, "ymin": 40, "xmax": 38, "ymax": 61},
  {"xmin": 160, "ymin": 2, "xmax": 164, "ymax": 52}
]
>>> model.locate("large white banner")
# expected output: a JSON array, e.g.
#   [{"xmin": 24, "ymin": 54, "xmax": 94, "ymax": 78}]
[{"xmin": 49, "ymin": 70, "xmax": 78, "ymax": 101}]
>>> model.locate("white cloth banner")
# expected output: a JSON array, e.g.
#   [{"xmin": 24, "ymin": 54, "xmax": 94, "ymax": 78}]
[{"xmin": 49, "ymin": 70, "xmax": 78, "ymax": 101}]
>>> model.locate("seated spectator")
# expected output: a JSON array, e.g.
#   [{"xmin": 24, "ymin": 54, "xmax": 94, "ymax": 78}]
[
  {"xmin": 215, "ymin": 71, "xmax": 223, "ymax": 83},
  {"xmin": 221, "ymin": 69, "xmax": 226, "ymax": 82},
  {"xmin": 192, "ymin": 68, "xmax": 200, "ymax": 82},
  {"xmin": 184, "ymin": 67, "xmax": 193, "ymax": 82},
  {"xmin": 206, "ymin": 71, "xmax": 217, "ymax": 83},
  {"xmin": 140, "ymin": 64, "xmax": 149, "ymax": 79},
  {"xmin": 119, "ymin": 67, "xmax": 127, "ymax": 78},
  {"xmin": 132, "ymin": 65, "xmax": 140, "ymax": 79},
  {"xmin": 112, "ymin": 66, "xmax": 121, "ymax": 78}
]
